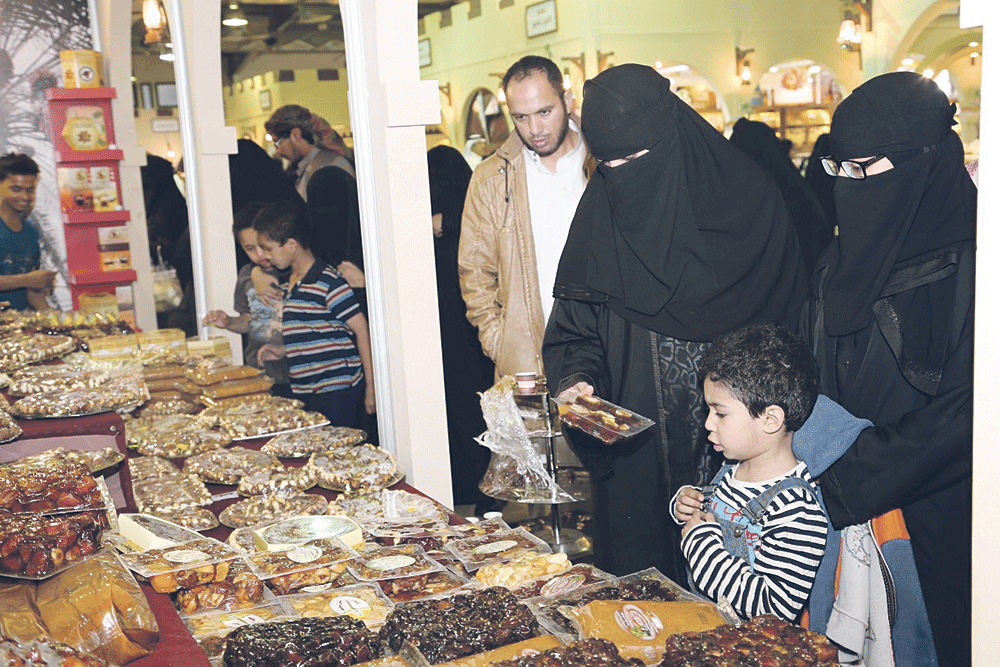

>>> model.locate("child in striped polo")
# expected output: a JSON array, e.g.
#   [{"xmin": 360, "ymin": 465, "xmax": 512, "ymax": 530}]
[
  {"xmin": 672, "ymin": 323, "xmax": 828, "ymax": 622},
  {"xmin": 254, "ymin": 199, "xmax": 375, "ymax": 426}
]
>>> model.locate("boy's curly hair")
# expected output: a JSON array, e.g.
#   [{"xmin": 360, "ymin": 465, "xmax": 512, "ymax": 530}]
[{"xmin": 700, "ymin": 323, "xmax": 820, "ymax": 432}]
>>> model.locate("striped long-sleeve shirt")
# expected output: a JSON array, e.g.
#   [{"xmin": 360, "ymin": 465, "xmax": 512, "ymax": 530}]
[
  {"xmin": 282, "ymin": 260, "xmax": 363, "ymax": 394},
  {"xmin": 680, "ymin": 462, "xmax": 828, "ymax": 622}
]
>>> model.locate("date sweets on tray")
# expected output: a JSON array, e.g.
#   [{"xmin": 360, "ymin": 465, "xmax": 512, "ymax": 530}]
[
  {"xmin": 492, "ymin": 638, "xmax": 644, "ymax": 667},
  {"xmin": 380, "ymin": 586, "xmax": 539, "ymax": 663},
  {"xmin": 0, "ymin": 461, "xmax": 106, "ymax": 514},
  {"xmin": 0, "ymin": 510, "xmax": 108, "ymax": 578},
  {"xmin": 223, "ymin": 616, "xmax": 383, "ymax": 667},
  {"xmin": 660, "ymin": 614, "xmax": 839, "ymax": 667}
]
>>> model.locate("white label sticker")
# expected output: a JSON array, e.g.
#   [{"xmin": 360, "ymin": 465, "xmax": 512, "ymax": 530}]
[
  {"xmin": 540, "ymin": 572, "xmax": 586, "ymax": 597},
  {"xmin": 163, "ymin": 549, "xmax": 209, "ymax": 564},
  {"xmin": 472, "ymin": 539, "xmax": 518, "ymax": 555},
  {"xmin": 301, "ymin": 583, "xmax": 333, "ymax": 593},
  {"xmin": 614, "ymin": 604, "xmax": 663, "ymax": 641},
  {"xmin": 286, "ymin": 545, "xmax": 323, "ymax": 563},
  {"xmin": 221, "ymin": 613, "xmax": 266, "ymax": 629},
  {"xmin": 366, "ymin": 555, "xmax": 416, "ymax": 571},
  {"xmin": 329, "ymin": 595, "xmax": 372, "ymax": 619}
]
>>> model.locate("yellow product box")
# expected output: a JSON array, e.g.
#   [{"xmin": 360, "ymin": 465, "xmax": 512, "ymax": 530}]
[
  {"xmin": 137, "ymin": 328, "xmax": 186, "ymax": 354},
  {"xmin": 60, "ymin": 50, "xmax": 104, "ymax": 88},
  {"xmin": 61, "ymin": 105, "xmax": 109, "ymax": 151},
  {"xmin": 88, "ymin": 333, "xmax": 139, "ymax": 359},
  {"xmin": 78, "ymin": 292, "xmax": 119, "ymax": 316},
  {"xmin": 186, "ymin": 336, "xmax": 233, "ymax": 363}
]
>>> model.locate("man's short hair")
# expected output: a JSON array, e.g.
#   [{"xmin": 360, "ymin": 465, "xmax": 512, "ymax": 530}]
[
  {"xmin": 253, "ymin": 198, "xmax": 311, "ymax": 249},
  {"xmin": 0, "ymin": 153, "xmax": 40, "ymax": 182},
  {"xmin": 502, "ymin": 55, "xmax": 563, "ymax": 97},
  {"xmin": 264, "ymin": 105, "xmax": 315, "ymax": 145},
  {"xmin": 700, "ymin": 323, "xmax": 820, "ymax": 432}
]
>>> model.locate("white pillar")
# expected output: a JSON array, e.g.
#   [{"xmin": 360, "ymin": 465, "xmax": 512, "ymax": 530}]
[
  {"xmin": 962, "ymin": 2, "xmax": 995, "ymax": 662},
  {"xmin": 165, "ymin": 0, "xmax": 241, "ymax": 358},
  {"xmin": 94, "ymin": 0, "xmax": 156, "ymax": 331},
  {"xmin": 341, "ymin": 0, "xmax": 453, "ymax": 507}
]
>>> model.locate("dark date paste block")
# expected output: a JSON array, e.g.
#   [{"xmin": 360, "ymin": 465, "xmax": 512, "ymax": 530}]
[{"xmin": 223, "ymin": 616, "xmax": 382, "ymax": 667}]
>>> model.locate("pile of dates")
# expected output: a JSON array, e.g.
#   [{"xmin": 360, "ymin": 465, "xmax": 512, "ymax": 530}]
[
  {"xmin": 0, "ymin": 510, "xmax": 107, "ymax": 577},
  {"xmin": 0, "ymin": 462, "xmax": 103, "ymax": 514},
  {"xmin": 493, "ymin": 638, "xmax": 644, "ymax": 667},
  {"xmin": 661, "ymin": 614, "xmax": 839, "ymax": 667},
  {"xmin": 380, "ymin": 586, "xmax": 539, "ymax": 663},
  {"xmin": 223, "ymin": 616, "xmax": 383, "ymax": 667}
]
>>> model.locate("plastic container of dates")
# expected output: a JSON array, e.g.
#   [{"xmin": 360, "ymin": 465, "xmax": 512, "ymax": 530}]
[
  {"xmin": 184, "ymin": 601, "xmax": 297, "ymax": 663},
  {"xmin": 175, "ymin": 559, "xmax": 270, "ymax": 616},
  {"xmin": 118, "ymin": 537, "xmax": 245, "ymax": 594},
  {"xmin": 350, "ymin": 544, "xmax": 445, "ymax": 583},
  {"xmin": 0, "ymin": 461, "xmax": 114, "ymax": 516},
  {"xmin": 443, "ymin": 527, "xmax": 551, "ymax": 572},
  {"xmin": 509, "ymin": 563, "xmax": 616, "ymax": 601},
  {"xmin": 551, "ymin": 393, "xmax": 654, "ymax": 444},
  {"xmin": 0, "ymin": 509, "xmax": 113, "ymax": 579},
  {"xmin": 376, "ymin": 567, "xmax": 473, "ymax": 604},
  {"xmin": 132, "ymin": 473, "xmax": 212, "ymax": 513},
  {"xmin": 281, "ymin": 582, "xmax": 395, "ymax": 629},
  {"xmin": 246, "ymin": 536, "xmax": 357, "ymax": 595}
]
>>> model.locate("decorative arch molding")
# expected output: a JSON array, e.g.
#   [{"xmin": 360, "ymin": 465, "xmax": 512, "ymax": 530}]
[{"xmin": 889, "ymin": 0, "xmax": 960, "ymax": 70}]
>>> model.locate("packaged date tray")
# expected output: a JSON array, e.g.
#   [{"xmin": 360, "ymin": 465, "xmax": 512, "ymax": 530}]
[
  {"xmin": 350, "ymin": 543, "xmax": 445, "ymax": 582},
  {"xmin": 118, "ymin": 537, "xmax": 245, "ymax": 594},
  {"xmin": 185, "ymin": 363, "xmax": 262, "ymax": 386},
  {"xmin": 246, "ymin": 536, "xmax": 356, "ymax": 595},
  {"xmin": 281, "ymin": 582, "xmax": 395, "ymax": 629},
  {"xmin": 132, "ymin": 473, "xmax": 212, "ymax": 513},
  {"xmin": 199, "ymin": 374, "xmax": 274, "ymax": 400},
  {"xmin": 443, "ymin": 527, "xmax": 550, "ymax": 572},
  {"xmin": 551, "ymin": 393, "xmax": 653, "ymax": 444}
]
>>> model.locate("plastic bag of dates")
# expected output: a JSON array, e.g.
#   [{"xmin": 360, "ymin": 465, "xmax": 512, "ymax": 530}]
[
  {"xmin": 660, "ymin": 614, "xmax": 839, "ymax": 667},
  {"xmin": 379, "ymin": 586, "xmax": 539, "ymax": 664},
  {"xmin": 0, "ymin": 637, "xmax": 112, "ymax": 667},
  {"xmin": 118, "ymin": 537, "xmax": 244, "ymax": 594},
  {"xmin": 246, "ymin": 536, "xmax": 356, "ymax": 595},
  {"xmin": 223, "ymin": 615, "xmax": 383, "ymax": 667}
]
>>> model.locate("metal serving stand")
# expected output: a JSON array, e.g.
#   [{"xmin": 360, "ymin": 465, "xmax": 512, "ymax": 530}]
[{"xmin": 511, "ymin": 378, "xmax": 592, "ymax": 558}]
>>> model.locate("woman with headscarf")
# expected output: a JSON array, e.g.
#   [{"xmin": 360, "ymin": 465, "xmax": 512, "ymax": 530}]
[
  {"xmin": 801, "ymin": 72, "xmax": 975, "ymax": 667},
  {"xmin": 427, "ymin": 145, "xmax": 496, "ymax": 509},
  {"xmin": 729, "ymin": 118, "xmax": 833, "ymax": 273},
  {"xmin": 543, "ymin": 64, "xmax": 806, "ymax": 582},
  {"xmin": 804, "ymin": 133, "xmax": 838, "ymax": 237}
]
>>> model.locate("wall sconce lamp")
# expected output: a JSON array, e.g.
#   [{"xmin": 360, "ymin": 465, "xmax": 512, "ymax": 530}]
[
  {"xmin": 562, "ymin": 68, "xmax": 572, "ymax": 91},
  {"xmin": 561, "ymin": 52, "xmax": 586, "ymax": 81},
  {"xmin": 222, "ymin": 2, "xmax": 249, "ymax": 27},
  {"xmin": 142, "ymin": 0, "xmax": 168, "ymax": 45},
  {"xmin": 970, "ymin": 41, "xmax": 980, "ymax": 66},
  {"xmin": 597, "ymin": 50, "xmax": 615, "ymax": 73},
  {"xmin": 735, "ymin": 47, "xmax": 754, "ymax": 85},
  {"xmin": 439, "ymin": 82, "xmax": 452, "ymax": 106}
]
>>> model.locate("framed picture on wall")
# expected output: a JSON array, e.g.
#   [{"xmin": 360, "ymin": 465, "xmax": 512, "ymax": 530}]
[
  {"xmin": 260, "ymin": 89, "xmax": 271, "ymax": 110},
  {"xmin": 155, "ymin": 82, "xmax": 177, "ymax": 107},
  {"xmin": 526, "ymin": 0, "xmax": 557, "ymax": 38},
  {"xmin": 151, "ymin": 117, "xmax": 179, "ymax": 133},
  {"xmin": 418, "ymin": 38, "xmax": 431, "ymax": 67}
]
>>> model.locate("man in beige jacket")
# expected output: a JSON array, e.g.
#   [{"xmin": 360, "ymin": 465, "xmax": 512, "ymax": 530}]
[{"xmin": 458, "ymin": 56, "xmax": 589, "ymax": 379}]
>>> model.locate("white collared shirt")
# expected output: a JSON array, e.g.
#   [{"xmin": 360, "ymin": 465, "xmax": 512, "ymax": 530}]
[{"xmin": 523, "ymin": 120, "xmax": 587, "ymax": 322}]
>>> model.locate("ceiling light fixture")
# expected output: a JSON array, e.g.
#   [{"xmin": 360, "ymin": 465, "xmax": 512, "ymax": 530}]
[
  {"xmin": 222, "ymin": 3, "xmax": 248, "ymax": 27},
  {"xmin": 142, "ymin": 0, "xmax": 168, "ymax": 45}
]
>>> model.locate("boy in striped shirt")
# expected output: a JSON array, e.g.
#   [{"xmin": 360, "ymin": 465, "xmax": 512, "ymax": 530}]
[
  {"xmin": 254, "ymin": 200, "xmax": 375, "ymax": 425},
  {"xmin": 672, "ymin": 323, "xmax": 827, "ymax": 622}
]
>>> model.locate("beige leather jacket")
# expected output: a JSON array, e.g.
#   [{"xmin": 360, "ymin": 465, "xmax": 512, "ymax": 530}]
[{"xmin": 458, "ymin": 126, "xmax": 588, "ymax": 380}]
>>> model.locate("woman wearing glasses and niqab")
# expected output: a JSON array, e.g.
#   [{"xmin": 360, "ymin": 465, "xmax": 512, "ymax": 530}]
[
  {"xmin": 802, "ymin": 71, "xmax": 976, "ymax": 667},
  {"xmin": 542, "ymin": 64, "xmax": 806, "ymax": 584}
]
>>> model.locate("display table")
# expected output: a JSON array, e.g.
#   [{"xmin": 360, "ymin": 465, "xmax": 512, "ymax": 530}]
[{"xmin": 113, "ymin": 430, "xmax": 455, "ymax": 667}]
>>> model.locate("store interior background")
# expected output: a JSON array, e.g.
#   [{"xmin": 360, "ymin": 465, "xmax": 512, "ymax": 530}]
[{"xmin": 132, "ymin": 0, "xmax": 982, "ymax": 166}]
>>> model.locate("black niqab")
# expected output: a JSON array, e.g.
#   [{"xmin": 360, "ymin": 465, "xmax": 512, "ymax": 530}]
[
  {"xmin": 824, "ymin": 72, "xmax": 976, "ymax": 336},
  {"xmin": 553, "ymin": 64, "xmax": 806, "ymax": 341}
]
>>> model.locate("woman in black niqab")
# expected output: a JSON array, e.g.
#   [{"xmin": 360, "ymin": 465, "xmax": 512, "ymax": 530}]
[
  {"xmin": 802, "ymin": 71, "xmax": 976, "ymax": 667},
  {"xmin": 544, "ymin": 64, "xmax": 807, "ymax": 581}
]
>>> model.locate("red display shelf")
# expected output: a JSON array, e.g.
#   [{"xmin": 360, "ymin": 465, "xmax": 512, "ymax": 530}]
[
  {"xmin": 53, "ymin": 148, "xmax": 124, "ymax": 163},
  {"xmin": 44, "ymin": 86, "xmax": 117, "ymax": 101},
  {"xmin": 63, "ymin": 210, "xmax": 130, "ymax": 225},
  {"xmin": 69, "ymin": 269, "xmax": 137, "ymax": 286}
]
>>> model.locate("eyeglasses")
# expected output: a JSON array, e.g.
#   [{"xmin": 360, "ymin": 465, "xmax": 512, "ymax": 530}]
[
  {"xmin": 274, "ymin": 134, "xmax": 290, "ymax": 148},
  {"xmin": 820, "ymin": 154, "xmax": 887, "ymax": 180}
]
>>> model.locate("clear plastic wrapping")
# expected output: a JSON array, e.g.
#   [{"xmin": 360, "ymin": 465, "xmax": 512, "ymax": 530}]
[
  {"xmin": 310, "ymin": 444, "xmax": 402, "ymax": 492},
  {"xmin": 132, "ymin": 473, "xmax": 213, "ymax": 513},
  {"xmin": 182, "ymin": 446, "xmax": 282, "ymax": 485},
  {"xmin": 247, "ymin": 537, "xmax": 356, "ymax": 595},
  {"xmin": 9, "ymin": 376, "xmax": 150, "ymax": 418},
  {"xmin": 443, "ymin": 527, "xmax": 550, "ymax": 572},
  {"xmin": 33, "ymin": 550, "xmax": 160, "ymax": 664},
  {"xmin": 0, "ymin": 333, "xmax": 75, "ymax": 372},
  {"xmin": 218, "ymin": 492, "xmax": 328, "ymax": 529},
  {"xmin": 118, "ymin": 537, "xmax": 244, "ymax": 594},
  {"xmin": 185, "ymin": 364, "xmax": 262, "ymax": 386},
  {"xmin": 261, "ymin": 425, "xmax": 367, "ymax": 458},
  {"xmin": 474, "ymin": 552, "xmax": 571, "ymax": 588},
  {"xmin": 476, "ymin": 377, "xmax": 575, "ymax": 504},
  {"xmin": 0, "ymin": 510, "xmax": 111, "ymax": 578},
  {"xmin": 282, "ymin": 582, "xmax": 395, "ymax": 629},
  {"xmin": 199, "ymin": 375, "xmax": 274, "ymax": 400},
  {"xmin": 8, "ymin": 365, "xmax": 110, "ymax": 396}
]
